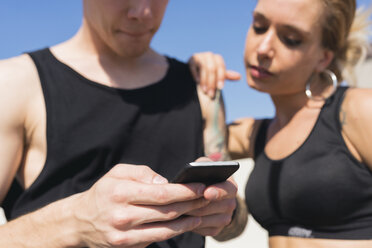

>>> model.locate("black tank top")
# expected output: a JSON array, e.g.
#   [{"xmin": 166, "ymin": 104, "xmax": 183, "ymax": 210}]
[
  {"xmin": 3, "ymin": 48, "xmax": 205, "ymax": 248},
  {"xmin": 245, "ymin": 86, "xmax": 372, "ymax": 240}
]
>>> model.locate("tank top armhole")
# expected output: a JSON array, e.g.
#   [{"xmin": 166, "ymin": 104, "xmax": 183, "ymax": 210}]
[
  {"xmin": 25, "ymin": 49, "xmax": 54, "ymax": 188},
  {"xmin": 334, "ymin": 87, "xmax": 348, "ymax": 132},
  {"xmin": 27, "ymin": 49, "xmax": 52, "ymax": 140},
  {"xmin": 253, "ymin": 118, "xmax": 271, "ymax": 160},
  {"xmin": 333, "ymin": 87, "xmax": 368, "ymax": 168}
]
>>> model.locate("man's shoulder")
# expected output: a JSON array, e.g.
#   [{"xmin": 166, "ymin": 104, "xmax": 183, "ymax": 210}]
[
  {"xmin": 0, "ymin": 53, "xmax": 41, "ymax": 110},
  {"xmin": 164, "ymin": 55, "xmax": 186, "ymax": 65},
  {"xmin": 166, "ymin": 56, "xmax": 191, "ymax": 73},
  {"xmin": 165, "ymin": 56, "xmax": 198, "ymax": 88},
  {"xmin": 0, "ymin": 54, "xmax": 40, "ymax": 127},
  {"xmin": 0, "ymin": 54, "xmax": 39, "ymax": 87}
]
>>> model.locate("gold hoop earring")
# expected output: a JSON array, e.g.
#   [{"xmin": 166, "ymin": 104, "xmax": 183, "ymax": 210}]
[{"xmin": 305, "ymin": 69, "xmax": 338, "ymax": 101}]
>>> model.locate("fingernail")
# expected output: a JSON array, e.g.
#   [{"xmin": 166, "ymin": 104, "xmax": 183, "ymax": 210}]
[
  {"xmin": 208, "ymin": 90, "xmax": 215, "ymax": 98},
  {"xmin": 208, "ymin": 152, "xmax": 222, "ymax": 161},
  {"xmin": 152, "ymin": 175, "xmax": 168, "ymax": 184},
  {"xmin": 217, "ymin": 81, "xmax": 224, "ymax": 89},
  {"xmin": 202, "ymin": 85, "xmax": 208, "ymax": 93},
  {"xmin": 228, "ymin": 70, "xmax": 240, "ymax": 77},
  {"xmin": 209, "ymin": 188, "xmax": 219, "ymax": 200},
  {"xmin": 192, "ymin": 216, "xmax": 202, "ymax": 227}
]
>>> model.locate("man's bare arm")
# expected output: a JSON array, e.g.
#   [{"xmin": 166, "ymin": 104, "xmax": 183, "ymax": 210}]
[
  {"xmin": 0, "ymin": 55, "xmax": 80, "ymax": 247},
  {"xmin": 0, "ymin": 56, "xmax": 32, "ymax": 204}
]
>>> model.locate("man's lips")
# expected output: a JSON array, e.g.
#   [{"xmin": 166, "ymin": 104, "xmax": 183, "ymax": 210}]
[
  {"xmin": 249, "ymin": 65, "xmax": 274, "ymax": 78},
  {"xmin": 117, "ymin": 30, "xmax": 150, "ymax": 37}
]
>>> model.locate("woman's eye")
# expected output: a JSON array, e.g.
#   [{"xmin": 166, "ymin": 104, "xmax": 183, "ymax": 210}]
[
  {"xmin": 283, "ymin": 37, "xmax": 302, "ymax": 47},
  {"xmin": 253, "ymin": 25, "xmax": 267, "ymax": 34}
]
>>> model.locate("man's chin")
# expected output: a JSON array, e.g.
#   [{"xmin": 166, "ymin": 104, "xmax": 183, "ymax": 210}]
[{"xmin": 115, "ymin": 46, "xmax": 150, "ymax": 59}]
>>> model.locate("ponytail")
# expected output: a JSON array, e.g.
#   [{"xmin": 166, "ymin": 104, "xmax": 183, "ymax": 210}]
[
  {"xmin": 342, "ymin": 8, "xmax": 371, "ymax": 86},
  {"xmin": 321, "ymin": 0, "xmax": 371, "ymax": 86}
]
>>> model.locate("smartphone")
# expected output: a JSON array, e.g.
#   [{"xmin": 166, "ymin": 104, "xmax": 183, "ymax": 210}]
[{"xmin": 171, "ymin": 161, "xmax": 240, "ymax": 186}]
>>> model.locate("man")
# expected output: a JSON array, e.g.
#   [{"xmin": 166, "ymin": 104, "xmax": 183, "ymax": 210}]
[{"xmin": 0, "ymin": 0, "xmax": 239, "ymax": 247}]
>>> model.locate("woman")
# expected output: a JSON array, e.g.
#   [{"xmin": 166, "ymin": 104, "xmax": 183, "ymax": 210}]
[{"xmin": 191, "ymin": 0, "xmax": 372, "ymax": 247}]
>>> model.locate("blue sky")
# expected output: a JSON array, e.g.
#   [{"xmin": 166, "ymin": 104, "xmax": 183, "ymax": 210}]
[{"xmin": 0, "ymin": 0, "xmax": 371, "ymax": 122}]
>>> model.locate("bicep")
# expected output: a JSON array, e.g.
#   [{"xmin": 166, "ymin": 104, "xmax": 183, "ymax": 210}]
[
  {"xmin": 0, "ymin": 126, "xmax": 24, "ymax": 204},
  {"xmin": 0, "ymin": 57, "xmax": 31, "ymax": 203},
  {"xmin": 228, "ymin": 118, "xmax": 259, "ymax": 160},
  {"xmin": 0, "ymin": 94, "xmax": 25, "ymax": 203},
  {"xmin": 341, "ymin": 89, "xmax": 372, "ymax": 169}
]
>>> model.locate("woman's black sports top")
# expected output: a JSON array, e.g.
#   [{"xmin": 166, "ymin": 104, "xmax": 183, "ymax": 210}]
[{"xmin": 245, "ymin": 86, "xmax": 372, "ymax": 240}]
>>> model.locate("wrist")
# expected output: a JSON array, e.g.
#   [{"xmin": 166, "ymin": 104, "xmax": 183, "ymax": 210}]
[
  {"xmin": 0, "ymin": 194, "xmax": 83, "ymax": 248},
  {"xmin": 60, "ymin": 193, "xmax": 85, "ymax": 247},
  {"xmin": 213, "ymin": 196, "xmax": 248, "ymax": 241},
  {"xmin": 31, "ymin": 194, "xmax": 83, "ymax": 247},
  {"xmin": 61, "ymin": 192, "xmax": 90, "ymax": 247}
]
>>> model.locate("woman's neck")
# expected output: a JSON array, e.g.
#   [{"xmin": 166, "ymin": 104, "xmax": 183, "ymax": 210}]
[{"xmin": 270, "ymin": 91, "xmax": 324, "ymax": 128}]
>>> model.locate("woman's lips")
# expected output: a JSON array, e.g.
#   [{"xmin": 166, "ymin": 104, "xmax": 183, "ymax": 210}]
[{"xmin": 249, "ymin": 65, "xmax": 274, "ymax": 79}]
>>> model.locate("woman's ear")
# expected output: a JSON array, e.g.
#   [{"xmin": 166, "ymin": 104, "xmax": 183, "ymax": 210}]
[{"xmin": 315, "ymin": 49, "xmax": 334, "ymax": 72}]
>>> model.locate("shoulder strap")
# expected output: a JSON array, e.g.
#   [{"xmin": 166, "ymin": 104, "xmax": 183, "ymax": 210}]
[
  {"xmin": 321, "ymin": 86, "xmax": 349, "ymax": 131},
  {"xmin": 254, "ymin": 118, "xmax": 271, "ymax": 159}
]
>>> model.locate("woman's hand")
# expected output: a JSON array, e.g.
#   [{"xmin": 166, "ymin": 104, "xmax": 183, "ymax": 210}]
[
  {"xmin": 189, "ymin": 52, "xmax": 241, "ymax": 98},
  {"xmin": 187, "ymin": 177, "xmax": 238, "ymax": 237},
  {"xmin": 182, "ymin": 157, "xmax": 239, "ymax": 237}
]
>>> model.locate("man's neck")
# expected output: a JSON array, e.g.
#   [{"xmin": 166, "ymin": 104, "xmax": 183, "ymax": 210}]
[
  {"xmin": 65, "ymin": 20, "xmax": 158, "ymax": 66},
  {"xmin": 50, "ymin": 25, "xmax": 168, "ymax": 90}
]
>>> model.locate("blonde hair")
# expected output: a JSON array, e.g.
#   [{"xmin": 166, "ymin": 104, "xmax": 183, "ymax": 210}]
[{"xmin": 321, "ymin": 0, "xmax": 371, "ymax": 86}]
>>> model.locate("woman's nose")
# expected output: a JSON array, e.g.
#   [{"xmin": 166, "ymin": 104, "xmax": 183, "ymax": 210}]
[{"xmin": 257, "ymin": 31, "xmax": 275, "ymax": 59}]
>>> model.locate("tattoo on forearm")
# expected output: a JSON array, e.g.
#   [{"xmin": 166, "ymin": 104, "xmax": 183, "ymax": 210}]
[{"xmin": 205, "ymin": 90, "xmax": 230, "ymax": 161}]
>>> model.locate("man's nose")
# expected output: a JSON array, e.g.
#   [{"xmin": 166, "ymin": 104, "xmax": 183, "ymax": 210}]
[{"xmin": 127, "ymin": 0, "xmax": 152, "ymax": 20}]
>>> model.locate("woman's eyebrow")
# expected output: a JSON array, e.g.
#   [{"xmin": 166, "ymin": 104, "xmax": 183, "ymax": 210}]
[
  {"xmin": 281, "ymin": 24, "xmax": 311, "ymax": 37},
  {"xmin": 253, "ymin": 11, "xmax": 311, "ymax": 37},
  {"xmin": 252, "ymin": 11, "xmax": 268, "ymax": 21}
]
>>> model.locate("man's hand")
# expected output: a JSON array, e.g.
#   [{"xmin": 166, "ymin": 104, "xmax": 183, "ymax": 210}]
[{"xmin": 74, "ymin": 164, "xmax": 210, "ymax": 248}]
